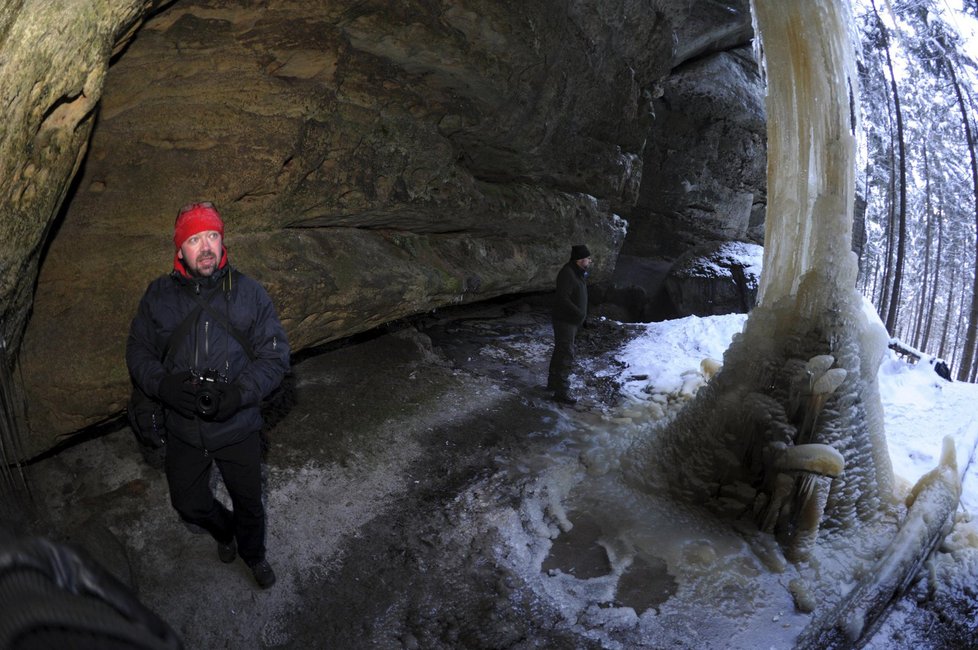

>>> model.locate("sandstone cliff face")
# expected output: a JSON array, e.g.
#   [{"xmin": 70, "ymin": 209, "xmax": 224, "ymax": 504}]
[
  {"xmin": 0, "ymin": 0, "xmax": 172, "ymax": 405},
  {"xmin": 0, "ymin": 0, "xmax": 760, "ymax": 452},
  {"xmin": 627, "ymin": 45, "xmax": 766, "ymax": 260}
]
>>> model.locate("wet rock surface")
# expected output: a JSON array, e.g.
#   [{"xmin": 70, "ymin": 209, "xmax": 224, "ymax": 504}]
[{"xmin": 12, "ymin": 296, "xmax": 635, "ymax": 649}]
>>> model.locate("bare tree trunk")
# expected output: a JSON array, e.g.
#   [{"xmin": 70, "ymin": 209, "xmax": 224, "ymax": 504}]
[
  {"xmin": 877, "ymin": 137, "xmax": 896, "ymax": 320},
  {"xmin": 939, "ymin": 263, "xmax": 956, "ymax": 360},
  {"xmin": 912, "ymin": 145, "xmax": 933, "ymax": 348},
  {"xmin": 876, "ymin": 6, "xmax": 908, "ymax": 336},
  {"xmin": 868, "ymin": 255, "xmax": 880, "ymax": 301},
  {"xmin": 953, "ymin": 271, "xmax": 969, "ymax": 371},
  {"xmin": 948, "ymin": 61, "xmax": 978, "ymax": 381},
  {"xmin": 923, "ymin": 194, "xmax": 943, "ymax": 351}
]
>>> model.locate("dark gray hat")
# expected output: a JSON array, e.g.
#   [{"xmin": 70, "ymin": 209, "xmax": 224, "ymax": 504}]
[{"xmin": 570, "ymin": 244, "xmax": 591, "ymax": 261}]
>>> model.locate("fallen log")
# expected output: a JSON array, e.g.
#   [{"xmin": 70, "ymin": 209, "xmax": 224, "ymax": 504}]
[
  {"xmin": 795, "ymin": 436, "xmax": 960, "ymax": 649},
  {"xmin": 887, "ymin": 339, "xmax": 952, "ymax": 381}
]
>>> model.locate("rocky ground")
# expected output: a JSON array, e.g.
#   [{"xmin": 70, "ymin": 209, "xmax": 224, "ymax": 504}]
[
  {"xmin": 4, "ymin": 294, "xmax": 975, "ymax": 649},
  {"xmin": 4, "ymin": 294, "xmax": 644, "ymax": 649}
]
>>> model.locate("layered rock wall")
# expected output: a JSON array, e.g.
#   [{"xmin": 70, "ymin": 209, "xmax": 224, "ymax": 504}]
[
  {"xmin": 627, "ymin": 45, "xmax": 766, "ymax": 260},
  {"xmin": 1, "ymin": 0, "xmax": 761, "ymax": 453}
]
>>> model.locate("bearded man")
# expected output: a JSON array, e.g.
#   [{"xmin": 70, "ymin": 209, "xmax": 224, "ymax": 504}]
[{"xmin": 126, "ymin": 201, "xmax": 290, "ymax": 589}]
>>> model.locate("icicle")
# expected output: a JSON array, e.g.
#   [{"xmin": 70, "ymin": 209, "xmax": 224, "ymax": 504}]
[
  {"xmin": 798, "ymin": 364, "xmax": 848, "ymax": 444},
  {"xmin": 812, "ymin": 367, "xmax": 847, "ymax": 395},
  {"xmin": 756, "ymin": 442, "xmax": 846, "ymax": 560},
  {"xmin": 806, "ymin": 355, "xmax": 835, "ymax": 383},
  {"xmin": 785, "ymin": 473, "xmax": 833, "ymax": 562},
  {"xmin": 752, "ymin": 0, "xmax": 860, "ymax": 305},
  {"xmin": 774, "ymin": 443, "xmax": 845, "ymax": 477},
  {"xmin": 761, "ymin": 472, "xmax": 795, "ymax": 534}
]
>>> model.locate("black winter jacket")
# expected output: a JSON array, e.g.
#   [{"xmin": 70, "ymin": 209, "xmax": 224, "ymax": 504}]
[
  {"xmin": 552, "ymin": 261, "xmax": 588, "ymax": 326},
  {"xmin": 126, "ymin": 264, "xmax": 290, "ymax": 451}
]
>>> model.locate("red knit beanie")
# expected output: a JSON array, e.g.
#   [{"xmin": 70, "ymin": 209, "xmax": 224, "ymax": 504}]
[{"xmin": 173, "ymin": 202, "xmax": 224, "ymax": 249}]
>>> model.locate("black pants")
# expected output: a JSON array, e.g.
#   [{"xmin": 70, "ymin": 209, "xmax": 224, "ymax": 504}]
[
  {"xmin": 164, "ymin": 432, "xmax": 266, "ymax": 566},
  {"xmin": 548, "ymin": 320, "xmax": 579, "ymax": 395}
]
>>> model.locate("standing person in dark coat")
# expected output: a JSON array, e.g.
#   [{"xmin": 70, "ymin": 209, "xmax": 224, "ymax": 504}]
[
  {"xmin": 126, "ymin": 201, "xmax": 290, "ymax": 590},
  {"xmin": 548, "ymin": 244, "xmax": 591, "ymax": 404}
]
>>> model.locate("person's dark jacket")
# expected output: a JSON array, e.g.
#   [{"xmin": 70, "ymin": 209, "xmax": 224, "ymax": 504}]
[
  {"xmin": 552, "ymin": 261, "xmax": 588, "ymax": 326},
  {"xmin": 126, "ymin": 263, "xmax": 290, "ymax": 452}
]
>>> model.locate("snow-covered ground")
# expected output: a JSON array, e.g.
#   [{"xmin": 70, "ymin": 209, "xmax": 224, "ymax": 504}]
[{"xmin": 616, "ymin": 312, "xmax": 978, "ymax": 516}]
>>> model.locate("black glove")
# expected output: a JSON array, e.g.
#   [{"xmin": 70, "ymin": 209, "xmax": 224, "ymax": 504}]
[
  {"xmin": 157, "ymin": 371, "xmax": 196, "ymax": 418},
  {"xmin": 213, "ymin": 383, "xmax": 243, "ymax": 422}
]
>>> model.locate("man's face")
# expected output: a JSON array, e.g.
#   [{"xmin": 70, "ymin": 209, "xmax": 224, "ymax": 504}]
[
  {"xmin": 576, "ymin": 256, "xmax": 592, "ymax": 270},
  {"xmin": 178, "ymin": 230, "xmax": 223, "ymax": 277}
]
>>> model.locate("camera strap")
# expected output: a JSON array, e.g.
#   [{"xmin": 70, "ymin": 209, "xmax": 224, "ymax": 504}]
[{"xmin": 160, "ymin": 306, "xmax": 202, "ymax": 364}]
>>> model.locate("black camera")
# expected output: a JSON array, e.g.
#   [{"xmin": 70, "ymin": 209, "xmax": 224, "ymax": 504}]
[{"xmin": 192, "ymin": 369, "xmax": 224, "ymax": 420}]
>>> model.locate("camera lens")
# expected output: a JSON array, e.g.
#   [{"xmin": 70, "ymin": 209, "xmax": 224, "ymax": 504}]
[{"xmin": 196, "ymin": 390, "xmax": 218, "ymax": 419}]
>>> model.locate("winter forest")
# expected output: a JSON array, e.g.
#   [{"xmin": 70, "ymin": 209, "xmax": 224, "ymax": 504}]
[{"xmin": 856, "ymin": 0, "xmax": 978, "ymax": 380}]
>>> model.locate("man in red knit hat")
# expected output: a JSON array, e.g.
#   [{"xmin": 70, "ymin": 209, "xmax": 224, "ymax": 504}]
[{"xmin": 126, "ymin": 201, "xmax": 290, "ymax": 589}]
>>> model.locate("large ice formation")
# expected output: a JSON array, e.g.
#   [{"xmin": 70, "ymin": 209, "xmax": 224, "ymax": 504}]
[
  {"xmin": 618, "ymin": 8, "xmax": 963, "ymax": 641},
  {"xmin": 625, "ymin": 0, "xmax": 902, "ymax": 561}
]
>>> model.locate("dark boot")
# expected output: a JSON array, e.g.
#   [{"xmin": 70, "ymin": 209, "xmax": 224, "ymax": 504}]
[
  {"xmin": 249, "ymin": 559, "xmax": 276, "ymax": 589},
  {"xmin": 217, "ymin": 538, "xmax": 237, "ymax": 563}
]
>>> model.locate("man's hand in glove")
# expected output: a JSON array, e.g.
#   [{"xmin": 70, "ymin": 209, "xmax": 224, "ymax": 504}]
[
  {"xmin": 213, "ymin": 383, "xmax": 242, "ymax": 422},
  {"xmin": 157, "ymin": 371, "xmax": 196, "ymax": 418}
]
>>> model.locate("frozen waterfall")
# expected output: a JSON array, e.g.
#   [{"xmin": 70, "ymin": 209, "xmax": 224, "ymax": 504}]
[
  {"xmin": 626, "ymin": 0, "xmax": 914, "ymax": 555},
  {"xmin": 493, "ymin": 1, "xmax": 964, "ymax": 648}
]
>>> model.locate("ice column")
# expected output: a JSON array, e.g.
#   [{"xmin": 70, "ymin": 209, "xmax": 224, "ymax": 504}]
[
  {"xmin": 748, "ymin": 0, "xmax": 896, "ymax": 535},
  {"xmin": 753, "ymin": 0, "xmax": 860, "ymax": 305},
  {"xmin": 625, "ymin": 0, "xmax": 895, "ymax": 558}
]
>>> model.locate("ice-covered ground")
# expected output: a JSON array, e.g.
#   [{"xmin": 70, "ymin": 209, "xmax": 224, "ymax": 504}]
[{"xmin": 502, "ymin": 310, "xmax": 977, "ymax": 649}]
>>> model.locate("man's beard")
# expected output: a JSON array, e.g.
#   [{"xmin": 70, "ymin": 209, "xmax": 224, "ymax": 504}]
[{"xmin": 192, "ymin": 253, "xmax": 217, "ymax": 277}]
